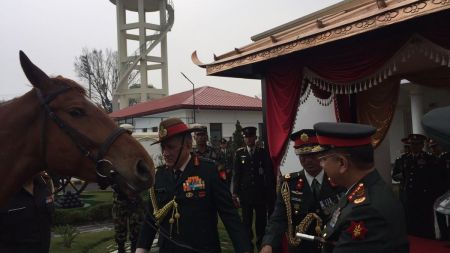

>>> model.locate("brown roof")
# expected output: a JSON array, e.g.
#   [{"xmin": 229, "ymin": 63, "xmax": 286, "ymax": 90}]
[
  {"xmin": 193, "ymin": 0, "xmax": 450, "ymax": 77},
  {"xmin": 109, "ymin": 86, "xmax": 262, "ymax": 120}
]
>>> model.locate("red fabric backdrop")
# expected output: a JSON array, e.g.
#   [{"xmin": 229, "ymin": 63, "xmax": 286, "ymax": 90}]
[{"xmin": 264, "ymin": 12, "xmax": 450, "ymax": 171}]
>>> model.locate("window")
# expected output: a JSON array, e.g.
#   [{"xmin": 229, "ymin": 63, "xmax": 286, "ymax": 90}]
[
  {"xmin": 209, "ymin": 123, "xmax": 222, "ymax": 147},
  {"xmin": 152, "ymin": 127, "xmax": 158, "ymax": 132}
]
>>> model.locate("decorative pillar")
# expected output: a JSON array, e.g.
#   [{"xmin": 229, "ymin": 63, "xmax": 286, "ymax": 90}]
[{"xmin": 410, "ymin": 85, "xmax": 425, "ymax": 134}]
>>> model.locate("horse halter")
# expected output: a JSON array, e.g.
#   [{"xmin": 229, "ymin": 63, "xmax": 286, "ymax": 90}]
[{"xmin": 35, "ymin": 86, "xmax": 131, "ymax": 190}]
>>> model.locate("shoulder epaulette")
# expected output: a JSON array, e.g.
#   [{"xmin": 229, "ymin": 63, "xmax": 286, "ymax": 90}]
[
  {"xmin": 348, "ymin": 183, "xmax": 367, "ymax": 205},
  {"xmin": 283, "ymin": 171, "xmax": 302, "ymax": 181}
]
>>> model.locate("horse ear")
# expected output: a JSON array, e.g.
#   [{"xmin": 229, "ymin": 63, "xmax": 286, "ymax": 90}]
[{"xmin": 19, "ymin": 51, "xmax": 51, "ymax": 90}]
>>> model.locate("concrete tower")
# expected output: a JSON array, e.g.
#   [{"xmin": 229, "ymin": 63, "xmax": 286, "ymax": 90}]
[{"xmin": 110, "ymin": 0, "xmax": 174, "ymax": 110}]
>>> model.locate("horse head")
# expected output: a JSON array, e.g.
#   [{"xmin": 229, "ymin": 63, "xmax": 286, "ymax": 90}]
[{"xmin": 18, "ymin": 51, "xmax": 155, "ymax": 194}]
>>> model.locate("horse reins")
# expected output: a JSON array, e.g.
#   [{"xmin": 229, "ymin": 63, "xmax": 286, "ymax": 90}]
[
  {"xmin": 37, "ymin": 88, "xmax": 213, "ymax": 252},
  {"xmin": 35, "ymin": 86, "xmax": 131, "ymax": 190}
]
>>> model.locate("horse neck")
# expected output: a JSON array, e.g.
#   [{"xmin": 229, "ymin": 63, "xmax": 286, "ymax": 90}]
[{"xmin": 0, "ymin": 90, "xmax": 42, "ymax": 205}]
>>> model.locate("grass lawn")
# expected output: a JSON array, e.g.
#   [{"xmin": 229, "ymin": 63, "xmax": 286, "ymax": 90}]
[{"xmin": 50, "ymin": 230, "xmax": 114, "ymax": 253}]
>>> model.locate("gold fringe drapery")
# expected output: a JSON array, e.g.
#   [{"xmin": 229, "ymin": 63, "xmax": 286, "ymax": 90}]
[{"xmin": 356, "ymin": 78, "xmax": 401, "ymax": 147}]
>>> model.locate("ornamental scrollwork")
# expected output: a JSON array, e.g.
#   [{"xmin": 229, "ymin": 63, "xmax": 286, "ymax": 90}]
[
  {"xmin": 403, "ymin": 2, "xmax": 427, "ymax": 13},
  {"xmin": 431, "ymin": 0, "xmax": 450, "ymax": 5},
  {"xmin": 376, "ymin": 10, "xmax": 399, "ymax": 22},
  {"xmin": 333, "ymin": 25, "xmax": 353, "ymax": 35},
  {"xmin": 355, "ymin": 18, "xmax": 376, "ymax": 29}
]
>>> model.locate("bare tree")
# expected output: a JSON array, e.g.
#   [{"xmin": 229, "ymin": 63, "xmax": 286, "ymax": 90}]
[{"xmin": 74, "ymin": 48, "xmax": 118, "ymax": 113}]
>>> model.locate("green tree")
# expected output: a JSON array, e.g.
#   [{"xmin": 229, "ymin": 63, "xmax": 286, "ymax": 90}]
[{"xmin": 232, "ymin": 120, "xmax": 244, "ymax": 153}]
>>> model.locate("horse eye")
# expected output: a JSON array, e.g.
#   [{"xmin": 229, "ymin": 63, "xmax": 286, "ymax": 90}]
[{"xmin": 69, "ymin": 108, "xmax": 85, "ymax": 117}]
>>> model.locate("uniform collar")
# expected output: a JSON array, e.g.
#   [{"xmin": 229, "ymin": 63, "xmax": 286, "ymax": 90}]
[
  {"xmin": 304, "ymin": 169, "xmax": 324, "ymax": 186},
  {"xmin": 175, "ymin": 154, "xmax": 191, "ymax": 172}
]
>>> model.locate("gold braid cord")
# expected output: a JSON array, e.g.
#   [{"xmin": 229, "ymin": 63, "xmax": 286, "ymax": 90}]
[
  {"xmin": 149, "ymin": 187, "xmax": 180, "ymax": 237},
  {"xmin": 281, "ymin": 181, "xmax": 323, "ymax": 246}
]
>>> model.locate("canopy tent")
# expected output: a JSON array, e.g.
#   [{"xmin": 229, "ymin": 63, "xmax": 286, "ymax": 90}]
[{"xmin": 194, "ymin": 0, "xmax": 450, "ymax": 172}]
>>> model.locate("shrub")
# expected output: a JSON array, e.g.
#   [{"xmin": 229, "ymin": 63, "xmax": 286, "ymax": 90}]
[
  {"xmin": 53, "ymin": 202, "xmax": 113, "ymax": 226},
  {"xmin": 54, "ymin": 225, "xmax": 80, "ymax": 248}
]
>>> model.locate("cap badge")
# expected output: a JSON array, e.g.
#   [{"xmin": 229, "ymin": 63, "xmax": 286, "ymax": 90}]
[
  {"xmin": 346, "ymin": 220, "xmax": 368, "ymax": 240},
  {"xmin": 300, "ymin": 133, "xmax": 309, "ymax": 142},
  {"xmin": 159, "ymin": 126, "xmax": 167, "ymax": 138}
]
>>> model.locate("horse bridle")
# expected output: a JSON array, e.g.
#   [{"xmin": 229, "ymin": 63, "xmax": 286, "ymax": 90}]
[{"xmin": 35, "ymin": 86, "xmax": 132, "ymax": 190}]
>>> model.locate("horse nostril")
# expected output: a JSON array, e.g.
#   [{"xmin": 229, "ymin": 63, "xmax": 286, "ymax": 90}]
[{"xmin": 136, "ymin": 160, "xmax": 150, "ymax": 181}]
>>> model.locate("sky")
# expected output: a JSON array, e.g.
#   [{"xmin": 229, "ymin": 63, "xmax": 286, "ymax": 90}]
[{"xmin": 0, "ymin": 0, "xmax": 341, "ymax": 101}]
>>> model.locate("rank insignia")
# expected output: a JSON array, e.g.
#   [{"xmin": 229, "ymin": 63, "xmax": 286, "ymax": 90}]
[
  {"xmin": 159, "ymin": 126, "xmax": 167, "ymax": 138},
  {"xmin": 300, "ymin": 133, "xmax": 309, "ymax": 142},
  {"xmin": 346, "ymin": 220, "xmax": 368, "ymax": 240},
  {"xmin": 186, "ymin": 192, "xmax": 194, "ymax": 198},
  {"xmin": 328, "ymin": 177, "xmax": 338, "ymax": 187},
  {"xmin": 295, "ymin": 178, "xmax": 304, "ymax": 190},
  {"xmin": 348, "ymin": 183, "xmax": 366, "ymax": 204}
]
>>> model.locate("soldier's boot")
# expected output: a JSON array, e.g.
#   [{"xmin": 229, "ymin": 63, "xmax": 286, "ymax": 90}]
[{"xmin": 117, "ymin": 242, "xmax": 126, "ymax": 253}]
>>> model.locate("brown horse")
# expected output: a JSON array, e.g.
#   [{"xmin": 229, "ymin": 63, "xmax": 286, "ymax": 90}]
[{"xmin": 0, "ymin": 51, "xmax": 155, "ymax": 206}]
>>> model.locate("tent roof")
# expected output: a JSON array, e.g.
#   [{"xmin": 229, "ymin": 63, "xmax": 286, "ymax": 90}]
[{"xmin": 193, "ymin": 0, "xmax": 450, "ymax": 78}]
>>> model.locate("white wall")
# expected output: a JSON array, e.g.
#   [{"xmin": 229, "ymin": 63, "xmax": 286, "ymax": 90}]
[
  {"xmin": 194, "ymin": 109, "xmax": 262, "ymax": 139},
  {"xmin": 280, "ymin": 95, "xmax": 336, "ymax": 175},
  {"xmin": 133, "ymin": 109, "xmax": 189, "ymax": 132},
  {"xmin": 129, "ymin": 109, "xmax": 262, "ymax": 139}
]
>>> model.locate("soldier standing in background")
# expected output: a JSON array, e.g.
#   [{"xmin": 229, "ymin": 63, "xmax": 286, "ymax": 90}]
[
  {"xmin": 392, "ymin": 137, "xmax": 411, "ymax": 205},
  {"xmin": 192, "ymin": 125, "xmax": 219, "ymax": 161},
  {"xmin": 112, "ymin": 187, "xmax": 144, "ymax": 253},
  {"xmin": 398, "ymin": 134, "xmax": 444, "ymax": 239},
  {"xmin": 233, "ymin": 126, "xmax": 275, "ymax": 252},
  {"xmin": 261, "ymin": 129, "xmax": 344, "ymax": 253},
  {"xmin": 217, "ymin": 138, "xmax": 234, "ymax": 189}
]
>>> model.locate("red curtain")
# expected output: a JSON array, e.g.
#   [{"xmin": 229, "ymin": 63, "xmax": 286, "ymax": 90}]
[
  {"xmin": 265, "ymin": 59, "xmax": 303, "ymax": 169},
  {"xmin": 263, "ymin": 13, "xmax": 450, "ymax": 171}
]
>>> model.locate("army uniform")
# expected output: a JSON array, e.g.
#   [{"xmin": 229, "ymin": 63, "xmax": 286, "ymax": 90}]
[
  {"xmin": 321, "ymin": 170, "xmax": 409, "ymax": 253},
  {"xmin": 137, "ymin": 156, "xmax": 251, "ymax": 253},
  {"xmin": 193, "ymin": 145, "xmax": 219, "ymax": 161},
  {"xmin": 313, "ymin": 122, "xmax": 409, "ymax": 253},
  {"xmin": 112, "ymin": 190, "xmax": 144, "ymax": 253},
  {"xmin": 233, "ymin": 144, "xmax": 275, "ymax": 250},
  {"xmin": 400, "ymin": 151, "xmax": 443, "ymax": 238},
  {"xmin": 263, "ymin": 170, "xmax": 344, "ymax": 253},
  {"xmin": 217, "ymin": 141, "xmax": 234, "ymax": 188}
]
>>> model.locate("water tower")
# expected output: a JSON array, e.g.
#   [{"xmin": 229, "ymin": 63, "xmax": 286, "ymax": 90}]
[{"xmin": 110, "ymin": 0, "xmax": 174, "ymax": 110}]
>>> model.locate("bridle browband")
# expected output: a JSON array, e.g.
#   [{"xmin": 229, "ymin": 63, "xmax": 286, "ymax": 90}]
[{"xmin": 35, "ymin": 86, "xmax": 132, "ymax": 190}]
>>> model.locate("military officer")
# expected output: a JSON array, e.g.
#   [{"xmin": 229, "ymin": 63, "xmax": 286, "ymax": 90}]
[
  {"xmin": 233, "ymin": 126, "xmax": 275, "ymax": 252},
  {"xmin": 392, "ymin": 137, "xmax": 410, "ymax": 204},
  {"xmin": 261, "ymin": 129, "xmax": 344, "ymax": 253},
  {"xmin": 192, "ymin": 124, "xmax": 219, "ymax": 161},
  {"xmin": 217, "ymin": 138, "xmax": 234, "ymax": 188},
  {"xmin": 398, "ymin": 134, "xmax": 444, "ymax": 239},
  {"xmin": 314, "ymin": 122, "xmax": 409, "ymax": 253},
  {"xmin": 136, "ymin": 118, "xmax": 251, "ymax": 253},
  {"xmin": 112, "ymin": 186, "xmax": 144, "ymax": 253}
]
